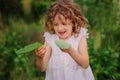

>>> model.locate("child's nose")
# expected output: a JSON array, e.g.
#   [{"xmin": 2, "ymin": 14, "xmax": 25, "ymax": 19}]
[{"xmin": 58, "ymin": 24, "xmax": 63, "ymax": 31}]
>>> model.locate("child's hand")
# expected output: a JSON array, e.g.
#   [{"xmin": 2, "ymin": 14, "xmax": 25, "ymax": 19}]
[
  {"xmin": 35, "ymin": 44, "xmax": 46, "ymax": 59},
  {"xmin": 61, "ymin": 46, "xmax": 72, "ymax": 53}
]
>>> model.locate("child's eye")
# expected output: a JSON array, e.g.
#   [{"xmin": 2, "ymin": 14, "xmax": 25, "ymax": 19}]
[
  {"xmin": 53, "ymin": 23, "xmax": 58, "ymax": 26},
  {"xmin": 62, "ymin": 22, "xmax": 66, "ymax": 25}
]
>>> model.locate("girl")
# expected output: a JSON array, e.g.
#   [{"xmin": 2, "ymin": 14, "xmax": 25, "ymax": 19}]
[{"xmin": 35, "ymin": 0, "xmax": 94, "ymax": 80}]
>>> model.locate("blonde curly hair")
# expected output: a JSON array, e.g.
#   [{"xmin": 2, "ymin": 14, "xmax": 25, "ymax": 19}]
[{"xmin": 45, "ymin": 0, "xmax": 87, "ymax": 34}]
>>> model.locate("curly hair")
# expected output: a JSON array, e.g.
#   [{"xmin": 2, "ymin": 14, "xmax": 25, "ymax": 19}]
[{"xmin": 45, "ymin": 0, "xmax": 87, "ymax": 34}]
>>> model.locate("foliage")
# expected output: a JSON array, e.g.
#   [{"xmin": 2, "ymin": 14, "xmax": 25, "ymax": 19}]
[
  {"xmin": 16, "ymin": 42, "xmax": 42, "ymax": 54},
  {"xmin": 0, "ymin": 18, "xmax": 45, "ymax": 80},
  {"xmin": 75, "ymin": 0, "xmax": 120, "ymax": 79}
]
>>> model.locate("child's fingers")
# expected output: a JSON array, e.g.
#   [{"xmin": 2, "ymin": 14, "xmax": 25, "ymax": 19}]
[
  {"xmin": 39, "ymin": 48, "xmax": 46, "ymax": 54},
  {"xmin": 35, "ymin": 46, "xmax": 46, "ymax": 57},
  {"xmin": 35, "ymin": 51, "xmax": 44, "ymax": 57},
  {"xmin": 37, "ymin": 45, "xmax": 44, "ymax": 51},
  {"xmin": 36, "ymin": 44, "xmax": 46, "ymax": 51},
  {"xmin": 35, "ymin": 45, "xmax": 44, "ymax": 54},
  {"xmin": 37, "ymin": 50, "xmax": 46, "ymax": 58},
  {"xmin": 38, "ymin": 51, "xmax": 45, "ymax": 57},
  {"xmin": 40, "ymin": 53, "xmax": 45, "ymax": 58},
  {"xmin": 35, "ymin": 42, "xmax": 47, "ymax": 58}
]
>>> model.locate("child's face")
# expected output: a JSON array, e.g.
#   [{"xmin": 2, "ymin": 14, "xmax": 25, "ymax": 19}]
[{"xmin": 53, "ymin": 14, "xmax": 73, "ymax": 40}]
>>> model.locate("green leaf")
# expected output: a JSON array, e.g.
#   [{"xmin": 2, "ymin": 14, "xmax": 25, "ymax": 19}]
[
  {"xmin": 15, "ymin": 42, "xmax": 42, "ymax": 54},
  {"xmin": 55, "ymin": 40, "xmax": 70, "ymax": 49}
]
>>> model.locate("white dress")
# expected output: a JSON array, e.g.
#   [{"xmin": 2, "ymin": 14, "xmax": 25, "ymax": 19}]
[{"xmin": 43, "ymin": 28, "xmax": 95, "ymax": 80}]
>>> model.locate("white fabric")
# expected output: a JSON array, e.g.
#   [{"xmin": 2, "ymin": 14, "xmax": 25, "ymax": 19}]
[{"xmin": 43, "ymin": 28, "xmax": 94, "ymax": 80}]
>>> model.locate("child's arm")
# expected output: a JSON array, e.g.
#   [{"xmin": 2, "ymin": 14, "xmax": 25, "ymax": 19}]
[
  {"xmin": 65, "ymin": 37, "xmax": 89, "ymax": 69},
  {"xmin": 35, "ymin": 42, "xmax": 51, "ymax": 72}
]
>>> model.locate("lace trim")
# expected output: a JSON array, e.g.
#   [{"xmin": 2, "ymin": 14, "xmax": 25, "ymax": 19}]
[
  {"xmin": 43, "ymin": 32, "xmax": 52, "ymax": 44},
  {"xmin": 80, "ymin": 28, "xmax": 89, "ymax": 38}
]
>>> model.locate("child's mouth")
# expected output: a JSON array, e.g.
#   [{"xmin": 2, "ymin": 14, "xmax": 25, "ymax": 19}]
[{"xmin": 58, "ymin": 31, "xmax": 66, "ymax": 36}]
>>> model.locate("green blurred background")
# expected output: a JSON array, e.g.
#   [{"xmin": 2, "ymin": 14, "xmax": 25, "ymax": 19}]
[{"xmin": 0, "ymin": 0, "xmax": 120, "ymax": 80}]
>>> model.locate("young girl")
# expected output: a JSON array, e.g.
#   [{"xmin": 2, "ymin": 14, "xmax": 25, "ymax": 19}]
[{"xmin": 35, "ymin": 0, "xmax": 94, "ymax": 80}]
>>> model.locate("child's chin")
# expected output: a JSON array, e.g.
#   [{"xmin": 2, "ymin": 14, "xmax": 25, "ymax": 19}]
[
  {"xmin": 59, "ymin": 36, "xmax": 68, "ymax": 40},
  {"xmin": 59, "ymin": 36, "xmax": 65, "ymax": 39}
]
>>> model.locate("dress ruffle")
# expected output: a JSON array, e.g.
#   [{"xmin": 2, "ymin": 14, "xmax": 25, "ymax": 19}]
[
  {"xmin": 43, "ymin": 32, "xmax": 52, "ymax": 45},
  {"xmin": 79, "ymin": 28, "xmax": 89, "ymax": 38}
]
